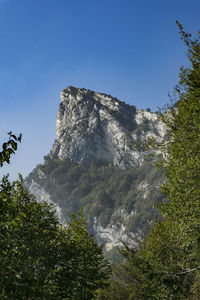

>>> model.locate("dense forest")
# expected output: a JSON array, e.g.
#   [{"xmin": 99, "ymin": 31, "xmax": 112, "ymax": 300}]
[{"xmin": 0, "ymin": 22, "xmax": 199, "ymax": 299}]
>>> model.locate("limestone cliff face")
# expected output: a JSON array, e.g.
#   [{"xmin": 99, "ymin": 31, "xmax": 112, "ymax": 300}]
[{"xmin": 51, "ymin": 86, "xmax": 166, "ymax": 168}]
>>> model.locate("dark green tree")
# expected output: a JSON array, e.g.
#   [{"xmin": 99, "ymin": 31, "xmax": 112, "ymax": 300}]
[
  {"xmin": 110, "ymin": 22, "xmax": 200, "ymax": 300},
  {"xmin": 95, "ymin": 261, "xmax": 133, "ymax": 300},
  {"xmin": 0, "ymin": 175, "xmax": 110, "ymax": 299},
  {"xmin": 0, "ymin": 175, "xmax": 61, "ymax": 299},
  {"xmin": 67, "ymin": 211, "xmax": 111, "ymax": 300}
]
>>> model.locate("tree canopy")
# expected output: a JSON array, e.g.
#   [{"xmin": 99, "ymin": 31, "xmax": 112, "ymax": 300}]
[{"xmin": 0, "ymin": 175, "xmax": 111, "ymax": 299}]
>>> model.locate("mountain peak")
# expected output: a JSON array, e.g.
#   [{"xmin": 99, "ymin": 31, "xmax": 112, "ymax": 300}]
[
  {"xmin": 61, "ymin": 86, "xmax": 121, "ymax": 105},
  {"xmin": 51, "ymin": 87, "xmax": 166, "ymax": 168},
  {"xmin": 26, "ymin": 87, "xmax": 166, "ymax": 251}
]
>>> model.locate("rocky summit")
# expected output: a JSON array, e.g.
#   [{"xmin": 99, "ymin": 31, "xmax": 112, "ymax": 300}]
[
  {"xmin": 51, "ymin": 86, "xmax": 166, "ymax": 168},
  {"xmin": 25, "ymin": 86, "xmax": 166, "ymax": 255}
]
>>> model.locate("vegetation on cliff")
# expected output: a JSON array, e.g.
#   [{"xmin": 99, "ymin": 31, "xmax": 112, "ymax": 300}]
[{"xmin": 26, "ymin": 156, "xmax": 164, "ymax": 239}]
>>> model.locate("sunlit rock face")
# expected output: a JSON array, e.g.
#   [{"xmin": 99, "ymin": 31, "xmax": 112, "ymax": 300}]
[{"xmin": 51, "ymin": 86, "xmax": 166, "ymax": 168}]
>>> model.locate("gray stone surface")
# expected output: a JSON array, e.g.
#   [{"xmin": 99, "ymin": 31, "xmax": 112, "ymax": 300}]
[{"xmin": 51, "ymin": 86, "xmax": 166, "ymax": 168}]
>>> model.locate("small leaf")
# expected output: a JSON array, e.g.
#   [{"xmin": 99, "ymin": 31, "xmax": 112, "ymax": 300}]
[
  {"xmin": 2, "ymin": 143, "xmax": 7, "ymax": 151},
  {"xmin": 18, "ymin": 133, "xmax": 22, "ymax": 142},
  {"xmin": 10, "ymin": 140, "xmax": 17, "ymax": 150},
  {"xmin": 11, "ymin": 220, "xmax": 18, "ymax": 227}
]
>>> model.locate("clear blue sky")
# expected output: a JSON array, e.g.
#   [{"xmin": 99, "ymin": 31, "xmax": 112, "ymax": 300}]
[{"xmin": 0, "ymin": 0, "xmax": 199, "ymax": 180}]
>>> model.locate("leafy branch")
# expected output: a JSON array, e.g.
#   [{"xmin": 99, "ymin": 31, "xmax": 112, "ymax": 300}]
[{"xmin": 0, "ymin": 132, "xmax": 22, "ymax": 167}]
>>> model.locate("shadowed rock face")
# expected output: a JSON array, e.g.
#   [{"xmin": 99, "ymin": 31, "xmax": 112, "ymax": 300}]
[{"xmin": 51, "ymin": 86, "xmax": 166, "ymax": 169}]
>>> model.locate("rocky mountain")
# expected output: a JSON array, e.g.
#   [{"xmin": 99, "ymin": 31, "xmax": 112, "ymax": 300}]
[
  {"xmin": 51, "ymin": 86, "xmax": 165, "ymax": 168},
  {"xmin": 25, "ymin": 86, "xmax": 166, "ymax": 254}
]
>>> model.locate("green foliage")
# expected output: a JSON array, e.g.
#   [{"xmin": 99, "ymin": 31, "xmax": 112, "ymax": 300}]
[
  {"xmin": 0, "ymin": 176, "xmax": 110, "ymax": 299},
  {"xmin": 95, "ymin": 260, "xmax": 133, "ymax": 300},
  {"xmin": 66, "ymin": 210, "xmax": 111, "ymax": 299},
  {"xmin": 0, "ymin": 175, "xmax": 60, "ymax": 299},
  {"xmin": 0, "ymin": 132, "xmax": 21, "ymax": 167},
  {"xmin": 113, "ymin": 22, "xmax": 200, "ymax": 299}
]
